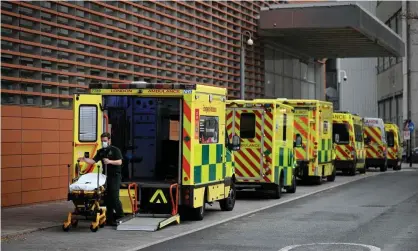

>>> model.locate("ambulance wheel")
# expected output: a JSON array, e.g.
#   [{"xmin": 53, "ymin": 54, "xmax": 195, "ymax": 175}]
[
  {"xmin": 359, "ymin": 166, "xmax": 366, "ymax": 174},
  {"xmin": 220, "ymin": 183, "xmax": 236, "ymax": 211},
  {"xmin": 327, "ymin": 167, "xmax": 336, "ymax": 182},
  {"xmin": 189, "ymin": 204, "xmax": 205, "ymax": 221},
  {"xmin": 273, "ymin": 173, "xmax": 283, "ymax": 199},
  {"xmin": 285, "ymin": 173, "xmax": 297, "ymax": 193},
  {"xmin": 380, "ymin": 163, "xmax": 387, "ymax": 172}
]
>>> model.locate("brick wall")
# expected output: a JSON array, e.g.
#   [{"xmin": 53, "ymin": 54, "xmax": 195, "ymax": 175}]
[{"xmin": 1, "ymin": 105, "xmax": 73, "ymax": 207}]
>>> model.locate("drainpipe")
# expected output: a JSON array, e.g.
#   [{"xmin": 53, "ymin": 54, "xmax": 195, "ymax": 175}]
[{"xmin": 402, "ymin": 0, "xmax": 408, "ymax": 124}]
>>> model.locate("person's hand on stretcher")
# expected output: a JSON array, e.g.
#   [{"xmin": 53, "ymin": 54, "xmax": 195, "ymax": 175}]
[{"xmin": 78, "ymin": 157, "xmax": 115, "ymax": 165}]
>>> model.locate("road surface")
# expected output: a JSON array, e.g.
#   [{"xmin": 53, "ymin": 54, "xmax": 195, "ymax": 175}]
[
  {"xmin": 142, "ymin": 170, "xmax": 418, "ymax": 251},
  {"xmin": 2, "ymin": 170, "xmax": 417, "ymax": 251}
]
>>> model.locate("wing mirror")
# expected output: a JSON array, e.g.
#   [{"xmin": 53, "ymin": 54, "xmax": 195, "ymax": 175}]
[
  {"xmin": 335, "ymin": 134, "xmax": 340, "ymax": 143},
  {"xmin": 294, "ymin": 134, "xmax": 302, "ymax": 147},
  {"xmin": 228, "ymin": 135, "xmax": 241, "ymax": 151}
]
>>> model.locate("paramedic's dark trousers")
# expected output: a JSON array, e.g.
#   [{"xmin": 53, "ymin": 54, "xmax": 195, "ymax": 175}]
[{"xmin": 106, "ymin": 173, "xmax": 124, "ymax": 222}]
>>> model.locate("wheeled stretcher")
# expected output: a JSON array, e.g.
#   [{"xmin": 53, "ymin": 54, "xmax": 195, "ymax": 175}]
[{"xmin": 63, "ymin": 162, "xmax": 108, "ymax": 232}]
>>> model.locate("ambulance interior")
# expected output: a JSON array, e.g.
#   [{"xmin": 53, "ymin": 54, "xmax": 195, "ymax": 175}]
[
  {"xmin": 333, "ymin": 123, "xmax": 349, "ymax": 144},
  {"xmin": 103, "ymin": 96, "xmax": 181, "ymax": 184}
]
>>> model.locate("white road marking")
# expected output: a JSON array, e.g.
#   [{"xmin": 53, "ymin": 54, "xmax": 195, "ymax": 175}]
[
  {"xmin": 278, "ymin": 242, "xmax": 381, "ymax": 251},
  {"xmin": 127, "ymin": 172, "xmax": 387, "ymax": 251}
]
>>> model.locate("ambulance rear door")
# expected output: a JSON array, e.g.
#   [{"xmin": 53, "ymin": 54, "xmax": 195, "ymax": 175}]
[
  {"xmin": 72, "ymin": 94, "xmax": 104, "ymax": 178},
  {"xmin": 226, "ymin": 106, "xmax": 265, "ymax": 181}
]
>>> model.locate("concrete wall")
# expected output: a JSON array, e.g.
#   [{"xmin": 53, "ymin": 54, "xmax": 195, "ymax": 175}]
[
  {"xmin": 409, "ymin": 1, "xmax": 418, "ymax": 147},
  {"xmin": 375, "ymin": 0, "xmax": 418, "ymax": 146},
  {"xmin": 339, "ymin": 0, "xmax": 378, "ymax": 117},
  {"xmin": 264, "ymin": 45, "xmax": 325, "ymax": 100}
]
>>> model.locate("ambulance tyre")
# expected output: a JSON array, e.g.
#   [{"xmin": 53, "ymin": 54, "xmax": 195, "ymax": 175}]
[
  {"xmin": 273, "ymin": 172, "xmax": 284, "ymax": 199},
  {"xmin": 327, "ymin": 166, "xmax": 336, "ymax": 182},
  {"xmin": 189, "ymin": 204, "xmax": 205, "ymax": 221},
  {"xmin": 219, "ymin": 183, "xmax": 236, "ymax": 211},
  {"xmin": 285, "ymin": 173, "xmax": 297, "ymax": 193},
  {"xmin": 380, "ymin": 160, "xmax": 388, "ymax": 172}
]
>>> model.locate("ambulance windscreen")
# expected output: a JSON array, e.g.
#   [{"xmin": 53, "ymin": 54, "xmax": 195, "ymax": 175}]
[{"xmin": 333, "ymin": 123, "xmax": 349, "ymax": 144}]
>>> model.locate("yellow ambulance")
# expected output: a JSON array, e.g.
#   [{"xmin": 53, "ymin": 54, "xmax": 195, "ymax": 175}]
[
  {"xmin": 384, "ymin": 122, "xmax": 402, "ymax": 171},
  {"xmin": 332, "ymin": 111, "xmax": 366, "ymax": 175},
  {"xmin": 283, "ymin": 99, "xmax": 336, "ymax": 185},
  {"xmin": 226, "ymin": 99, "xmax": 296, "ymax": 199},
  {"xmin": 69, "ymin": 82, "xmax": 240, "ymax": 231},
  {"xmin": 364, "ymin": 117, "xmax": 388, "ymax": 172}
]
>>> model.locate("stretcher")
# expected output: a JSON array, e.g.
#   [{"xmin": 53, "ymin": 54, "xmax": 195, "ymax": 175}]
[{"xmin": 62, "ymin": 162, "xmax": 108, "ymax": 232}]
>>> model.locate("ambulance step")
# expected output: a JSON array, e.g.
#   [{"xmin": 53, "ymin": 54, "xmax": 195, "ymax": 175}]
[{"xmin": 116, "ymin": 214, "xmax": 180, "ymax": 231}]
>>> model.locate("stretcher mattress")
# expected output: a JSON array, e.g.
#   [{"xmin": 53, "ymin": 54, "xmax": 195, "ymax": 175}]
[{"xmin": 69, "ymin": 173, "xmax": 107, "ymax": 192}]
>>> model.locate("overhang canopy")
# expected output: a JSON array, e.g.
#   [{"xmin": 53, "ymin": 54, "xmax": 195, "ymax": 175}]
[{"xmin": 258, "ymin": 2, "xmax": 405, "ymax": 58}]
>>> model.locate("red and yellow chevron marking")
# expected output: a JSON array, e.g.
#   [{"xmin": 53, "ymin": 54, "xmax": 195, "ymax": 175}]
[
  {"xmin": 365, "ymin": 126, "xmax": 385, "ymax": 159},
  {"xmin": 182, "ymin": 99, "xmax": 192, "ymax": 184},
  {"xmin": 226, "ymin": 108, "xmax": 273, "ymax": 183},
  {"xmin": 310, "ymin": 109, "xmax": 317, "ymax": 172},
  {"xmin": 335, "ymin": 144, "xmax": 353, "ymax": 160},
  {"xmin": 387, "ymin": 146, "xmax": 398, "ymax": 160},
  {"xmin": 293, "ymin": 114, "xmax": 309, "ymax": 160}
]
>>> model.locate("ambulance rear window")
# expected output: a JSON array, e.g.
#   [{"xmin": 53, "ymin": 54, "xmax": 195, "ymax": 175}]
[
  {"xmin": 240, "ymin": 113, "xmax": 256, "ymax": 139},
  {"xmin": 79, "ymin": 105, "xmax": 97, "ymax": 142},
  {"xmin": 386, "ymin": 131, "xmax": 395, "ymax": 147},
  {"xmin": 333, "ymin": 123, "xmax": 349, "ymax": 144}
]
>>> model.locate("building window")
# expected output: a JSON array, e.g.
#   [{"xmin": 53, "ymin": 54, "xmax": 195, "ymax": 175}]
[
  {"xmin": 79, "ymin": 105, "xmax": 98, "ymax": 142},
  {"xmin": 199, "ymin": 116, "xmax": 219, "ymax": 144}
]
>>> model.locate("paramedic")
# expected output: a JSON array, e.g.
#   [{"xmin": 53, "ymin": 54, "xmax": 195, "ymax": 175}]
[{"xmin": 78, "ymin": 132, "xmax": 124, "ymax": 226}]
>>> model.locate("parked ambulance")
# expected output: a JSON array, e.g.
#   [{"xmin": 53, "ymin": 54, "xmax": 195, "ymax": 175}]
[{"xmin": 364, "ymin": 117, "xmax": 388, "ymax": 172}]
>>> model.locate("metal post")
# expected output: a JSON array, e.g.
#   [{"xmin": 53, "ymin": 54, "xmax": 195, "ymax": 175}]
[
  {"xmin": 240, "ymin": 41, "xmax": 245, "ymax": 99},
  {"xmin": 240, "ymin": 30, "xmax": 252, "ymax": 100}
]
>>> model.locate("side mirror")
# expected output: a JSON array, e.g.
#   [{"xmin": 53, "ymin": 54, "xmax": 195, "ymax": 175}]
[
  {"xmin": 294, "ymin": 135, "xmax": 302, "ymax": 147},
  {"xmin": 335, "ymin": 134, "xmax": 340, "ymax": 143},
  {"xmin": 229, "ymin": 135, "xmax": 241, "ymax": 151}
]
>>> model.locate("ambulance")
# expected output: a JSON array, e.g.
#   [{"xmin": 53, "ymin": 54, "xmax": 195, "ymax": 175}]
[
  {"xmin": 384, "ymin": 122, "xmax": 402, "ymax": 170},
  {"xmin": 332, "ymin": 111, "xmax": 366, "ymax": 175},
  {"xmin": 364, "ymin": 117, "xmax": 388, "ymax": 172},
  {"xmin": 71, "ymin": 82, "xmax": 240, "ymax": 230},
  {"xmin": 225, "ymin": 99, "xmax": 296, "ymax": 198},
  {"xmin": 283, "ymin": 99, "xmax": 336, "ymax": 185}
]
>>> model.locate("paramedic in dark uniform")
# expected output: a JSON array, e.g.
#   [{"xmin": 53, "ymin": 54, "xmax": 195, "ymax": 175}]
[{"xmin": 78, "ymin": 132, "xmax": 124, "ymax": 226}]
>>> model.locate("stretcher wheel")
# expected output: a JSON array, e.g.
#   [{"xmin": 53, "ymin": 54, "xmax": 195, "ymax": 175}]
[
  {"xmin": 62, "ymin": 224, "xmax": 71, "ymax": 232},
  {"xmin": 90, "ymin": 224, "xmax": 99, "ymax": 232}
]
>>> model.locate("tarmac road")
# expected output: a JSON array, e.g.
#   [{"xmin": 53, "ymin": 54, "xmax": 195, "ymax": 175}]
[
  {"xmin": 2, "ymin": 170, "xmax": 417, "ymax": 251},
  {"xmin": 142, "ymin": 170, "xmax": 418, "ymax": 251}
]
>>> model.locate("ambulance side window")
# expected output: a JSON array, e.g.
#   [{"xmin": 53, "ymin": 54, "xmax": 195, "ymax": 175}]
[
  {"xmin": 240, "ymin": 113, "xmax": 256, "ymax": 139},
  {"xmin": 354, "ymin": 124, "xmax": 362, "ymax": 142},
  {"xmin": 386, "ymin": 131, "xmax": 395, "ymax": 147},
  {"xmin": 79, "ymin": 105, "xmax": 97, "ymax": 142},
  {"xmin": 199, "ymin": 116, "xmax": 219, "ymax": 144}
]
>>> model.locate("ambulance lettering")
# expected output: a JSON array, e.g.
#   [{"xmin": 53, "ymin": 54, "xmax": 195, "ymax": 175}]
[
  {"xmin": 148, "ymin": 89, "xmax": 180, "ymax": 93},
  {"xmin": 110, "ymin": 89, "xmax": 133, "ymax": 93},
  {"xmin": 203, "ymin": 106, "xmax": 217, "ymax": 113}
]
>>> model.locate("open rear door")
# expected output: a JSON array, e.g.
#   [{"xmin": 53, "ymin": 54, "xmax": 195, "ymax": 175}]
[{"xmin": 72, "ymin": 94, "xmax": 103, "ymax": 179}]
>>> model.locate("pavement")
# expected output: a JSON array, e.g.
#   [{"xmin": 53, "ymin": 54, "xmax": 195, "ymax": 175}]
[{"xmin": 1, "ymin": 163, "xmax": 417, "ymax": 251}]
